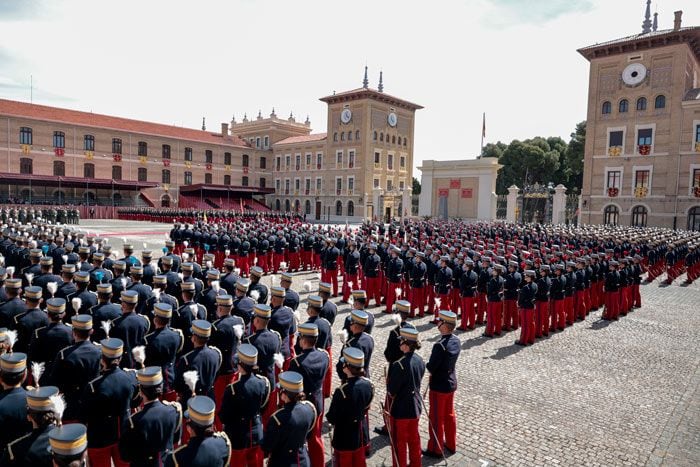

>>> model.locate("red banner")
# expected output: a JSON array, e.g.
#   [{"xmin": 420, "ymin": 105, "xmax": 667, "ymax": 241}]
[
  {"xmin": 438, "ymin": 188, "xmax": 449, "ymax": 197},
  {"xmin": 449, "ymin": 179, "xmax": 461, "ymax": 189},
  {"xmin": 461, "ymin": 188, "xmax": 473, "ymax": 198}
]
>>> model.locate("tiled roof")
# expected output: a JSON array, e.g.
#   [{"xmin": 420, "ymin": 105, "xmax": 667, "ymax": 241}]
[
  {"xmin": 319, "ymin": 87, "xmax": 423, "ymax": 110},
  {"xmin": 274, "ymin": 133, "xmax": 327, "ymax": 145},
  {"xmin": 0, "ymin": 98, "xmax": 251, "ymax": 148},
  {"xmin": 577, "ymin": 26, "xmax": 700, "ymax": 61}
]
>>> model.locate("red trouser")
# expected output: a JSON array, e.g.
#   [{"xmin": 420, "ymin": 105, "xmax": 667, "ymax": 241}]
[
  {"xmin": 239, "ymin": 256, "xmax": 250, "ymax": 276},
  {"xmin": 426, "ymin": 285, "xmax": 436, "ymax": 315},
  {"xmin": 231, "ymin": 446, "xmax": 263, "ymax": 467},
  {"xmin": 214, "ymin": 372, "xmax": 237, "ymax": 429},
  {"xmin": 427, "ymin": 390, "xmax": 457, "ymax": 454},
  {"xmin": 485, "ymin": 301, "xmax": 502, "ymax": 336},
  {"xmin": 552, "ymin": 299, "xmax": 566, "ymax": 330},
  {"xmin": 334, "ymin": 447, "xmax": 367, "ymax": 467},
  {"xmin": 272, "ymin": 252, "xmax": 284, "ymax": 272},
  {"xmin": 476, "ymin": 293, "xmax": 486, "ymax": 324},
  {"xmin": 437, "ymin": 293, "xmax": 450, "ymax": 319},
  {"xmin": 575, "ymin": 291, "xmax": 586, "ymax": 320},
  {"xmin": 328, "ymin": 269, "xmax": 339, "ymax": 296},
  {"xmin": 308, "ymin": 413, "xmax": 325, "ymax": 467},
  {"xmin": 632, "ymin": 284, "xmax": 641, "ymax": 308},
  {"xmin": 620, "ymin": 286, "xmax": 630, "ymax": 314},
  {"xmin": 343, "ymin": 273, "xmax": 358, "ymax": 302},
  {"xmin": 536, "ymin": 301, "xmax": 549, "ymax": 337},
  {"xmin": 364, "ymin": 276, "xmax": 381, "ymax": 306},
  {"xmin": 390, "ymin": 417, "xmax": 421, "ymax": 467},
  {"xmin": 89, "ymin": 444, "xmax": 127, "ymax": 467},
  {"xmin": 289, "ymin": 251, "xmax": 301, "ymax": 271},
  {"xmin": 450, "ymin": 288, "xmax": 461, "ymax": 315},
  {"xmin": 385, "ymin": 282, "xmax": 401, "ymax": 314},
  {"xmin": 312, "ymin": 253, "xmax": 321, "ymax": 270},
  {"xmin": 518, "ymin": 308, "xmax": 535, "ymax": 344},
  {"xmin": 410, "ymin": 286, "xmax": 425, "ymax": 317},
  {"xmin": 503, "ymin": 299, "xmax": 517, "ymax": 330},
  {"xmin": 323, "ymin": 346, "xmax": 333, "ymax": 398},
  {"xmin": 459, "ymin": 296, "xmax": 476, "ymax": 330},
  {"xmin": 565, "ymin": 296, "xmax": 575, "ymax": 324},
  {"xmin": 605, "ymin": 290, "xmax": 620, "ymax": 319}
]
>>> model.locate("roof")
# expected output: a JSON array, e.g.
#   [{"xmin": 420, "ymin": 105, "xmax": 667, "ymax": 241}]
[
  {"xmin": 0, "ymin": 172, "xmax": 158, "ymax": 190},
  {"xmin": 178, "ymin": 183, "xmax": 274, "ymax": 195},
  {"xmin": 0, "ymin": 99, "xmax": 251, "ymax": 149},
  {"xmin": 577, "ymin": 26, "xmax": 700, "ymax": 61},
  {"xmin": 274, "ymin": 133, "xmax": 327, "ymax": 146},
  {"xmin": 319, "ymin": 87, "xmax": 423, "ymax": 111},
  {"xmin": 683, "ymin": 88, "xmax": 700, "ymax": 101}
]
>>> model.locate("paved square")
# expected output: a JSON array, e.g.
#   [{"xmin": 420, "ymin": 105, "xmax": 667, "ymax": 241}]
[{"xmin": 78, "ymin": 220, "xmax": 700, "ymax": 466}]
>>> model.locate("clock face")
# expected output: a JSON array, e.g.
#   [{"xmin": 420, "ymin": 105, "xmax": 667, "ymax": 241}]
[
  {"xmin": 340, "ymin": 108, "xmax": 352, "ymax": 124},
  {"xmin": 387, "ymin": 112, "xmax": 397, "ymax": 127},
  {"xmin": 622, "ymin": 63, "xmax": 647, "ymax": 87}
]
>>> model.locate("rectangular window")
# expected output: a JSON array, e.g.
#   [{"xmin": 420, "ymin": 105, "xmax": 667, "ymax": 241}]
[
  {"xmin": 138, "ymin": 141, "xmax": 148, "ymax": 156},
  {"xmin": 162, "ymin": 144, "xmax": 171, "ymax": 159},
  {"xmin": 316, "ymin": 178, "xmax": 322, "ymax": 192},
  {"xmin": 399, "ymin": 180, "xmax": 405, "ymax": 190},
  {"xmin": 388, "ymin": 154, "xmax": 394, "ymax": 170},
  {"xmin": 349, "ymin": 150, "xmax": 355, "ymax": 168},
  {"xmin": 693, "ymin": 169, "xmax": 700, "ymax": 188},
  {"xmin": 695, "ymin": 124, "xmax": 700, "ymax": 143},
  {"xmin": 285, "ymin": 179, "xmax": 290, "ymax": 195},
  {"xmin": 374, "ymin": 152, "xmax": 380, "ymax": 167},
  {"xmin": 84, "ymin": 163, "xmax": 95, "ymax": 178},
  {"xmin": 305, "ymin": 178, "xmax": 311, "ymax": 194},
  {"xmin": 53, "ymin": 131, "xmax": 65, "ymax": 148},
  {"xmin": 609, "ymin": 130, "xmax": 623, "ymax": 147},
  {"xmin": 83, "ymin": 135, "xmax": 95, "ymax": 151},
  {"xmin": 205, "ymin": 173, "xmax": 212, "ymax": 184},
  {"xmin": 255, "ymin": 137, "xmax": 261, "ymax": 149},
  {"xmin": 295, "ymin": 178, "xmax": 300, "ymax": 191},
  {"xmin": 386, "ymin": 179, "xmax": 393, "ymax": 191},
  {"xmin": 184, "ymin": 147, "xmax": 193, "ymax": 161},
  {"xmin": 224, "ymin": 174, "xmax": 231, "ymax": 185},
  {"xmin": 606, "ymin": 170, "xmax": 621, "ymax": 189},
  {"xmin": 20, "ymin": 158, "xmax": 32, "ymax": 174},
  {"xmin": 306, "ymin": 153, "xmax": 311, "ymax": 167},
  {"xmin": 184, "ymin": 171, "xmax": 192, "ymax": 185},
  {"xmin": 336, "ymin": 178, "xmax": 342, "ymax": 195},
  {"xmin": 112, "ymin": 138, "xmax": 122, "ymax": 154},
  {"xmin": 260, "ymin": 157, "xmax": 266, "ymax": 169},
  {"xmin": 224, "ymin": 152, "xmax": 231, "ymax": 165},
  {"xmin": 637, "ymin": 128, "xmax": 653, "ymax": 146},
  {"xmin": 317, "ymin": 153, "xmax": 323, "ymax": 169},
  {"xmin": 259, "ymin": 178, "xmax": 266, "ymax": 188},
  {"xmin": 242, "ymin": 176, "xmax": 249, "ymax": 186},
  {"xmin": 205, "ymin": 150, "xmax": 213, "ymax": 164},
  {"xmin": 53, "ymin": 160, "xmax": 65, "ymax": 176},
  {"xmin": 138, "ymin": 167, "xmax": 148, "ymax": 182},
  {"xmin": 276, "ymin": 157, "xmax": 281, "ymax": 171},
  {"xmin": 19, "ymin": 127, "xmax": 32, "ymax": 145},
  {"xmin": 264, "ymin": 136, "xmax": 269, "ymax": 148},
  {"xmin": 275, "ymin": 179, "xmax": 281, "ymax": 191},
  {"xmin": 112, "ymin": 165, "xmax": 122, "ymax": 181},
  {"xmin": 286, "ymin": 155, "xmax": 290, "ymax": 169},
  {"xmin": 162, "ymin": 169, "xmax": 171, "ymax": 184},
  {"xmin": 400, "ymin": 156, "xmax": 406, "ymax": 170},
  {"xmin": 295, "ymin": 155, "xmax": 301, "ymax": 171},
  {"xmin": 634, "ymin": 170, "xmax": 650, "ymax": 188},
  {"xmin": 348, "ymin": 177, "xmax": 354, "ymax": 194},
  {"xmin": 374, "ymin": 178, "xmax": 380, "ymax": 188},
  {"xmin": 336, "ymin": 151, "xmax": 343, "ymax": 168}
]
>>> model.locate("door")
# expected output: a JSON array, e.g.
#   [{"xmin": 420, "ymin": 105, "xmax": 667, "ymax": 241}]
[
  {"xmin": 385, "ymin": 207, "xmax": 391, "ymax": 223},
  {"xmin": 315, "ymin": 201, "xmax": 321, "ymax": 220}
]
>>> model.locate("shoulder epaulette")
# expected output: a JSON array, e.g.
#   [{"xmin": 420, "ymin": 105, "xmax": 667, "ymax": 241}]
[
  {"xmin": 271, "ymin": 408, "xmax": 284, "ymax": 426},
  {"xmin": 394, "ymin": 356, "xmax": 406, "ymax": 371},
  {"xmin": 7, "ymin": 432, "xmax": 32, "ymax": 461},
  {"xmin": 163, "ymin": 400, "xmax": 183, "ymax": 430},
  {"xmin": 339, "ymin": 382, "xmax": 348, "ymax": 399},
  {"xmin": 34, "ymin": 326, "xmax": 46, "ymax": 339},
  {"xmin": 209, "ymin": 345, "xmax": 223, "ymax": 366},
  {"xmin": 88, "ymin": 374, "xmax": 103, "ymax": 392},
  {"xmin": 13, "ymin": 311, "xmax": 26, "ymax": 324}
]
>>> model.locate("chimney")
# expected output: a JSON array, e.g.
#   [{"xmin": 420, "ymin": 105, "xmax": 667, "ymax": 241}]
[
  {"xmin": 673, "ymin": 10, "xmax": 682, "ymax": 31},
  {"xmin": 221, "ymin": 122, "xmax": 229, "ymax": 136}
]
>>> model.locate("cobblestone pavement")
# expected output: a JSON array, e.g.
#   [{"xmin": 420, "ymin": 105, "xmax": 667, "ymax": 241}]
[{"xmin": 78, "ymin": 220, "xmax": 700, "ymax": 466}]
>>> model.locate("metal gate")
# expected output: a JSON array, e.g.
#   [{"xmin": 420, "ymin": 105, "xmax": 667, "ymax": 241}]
[{"xmin": 517, "ymin": 183, "xmax": 553, "ymax": 224}]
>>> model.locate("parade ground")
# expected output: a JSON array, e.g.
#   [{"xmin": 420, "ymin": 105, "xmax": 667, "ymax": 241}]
[{"xmin": 80, "ymin": 220, "xmax": 700, "ymax": 467}]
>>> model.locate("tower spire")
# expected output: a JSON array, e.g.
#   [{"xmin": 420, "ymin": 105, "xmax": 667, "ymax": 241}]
[
  {"xmin": 378, "ymin": 70, "xmax": 384, "ymax": 93},
  {"xmin": 642, "ymin": 0, "xmax": 652, "ymax": 34},
  {"xmin": 652, "ymin": 11, "xmax": 658, "ymax": 31},
  {"xmin": 362, "ymin": 65, "xmax": 369, "ymax": 89}
]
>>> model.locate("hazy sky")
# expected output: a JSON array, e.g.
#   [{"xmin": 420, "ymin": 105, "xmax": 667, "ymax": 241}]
[{"xmin": 1, "ymin": 0, "xmax": 698, "ymax": 172}]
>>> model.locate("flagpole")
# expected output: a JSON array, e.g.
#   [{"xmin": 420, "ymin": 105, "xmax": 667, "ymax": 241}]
[{"xmin": 479, "ymin": 112, "xmax": 485, "ymax": 159}]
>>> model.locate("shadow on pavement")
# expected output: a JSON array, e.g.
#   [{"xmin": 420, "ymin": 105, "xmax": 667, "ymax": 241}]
[
  {"xmin": 589, "ymin": 319, "xmax": 613, "ymax": 330},
  {"xmin": 489, "ymin": 343, "xmax": 526, "ymax": 360}
]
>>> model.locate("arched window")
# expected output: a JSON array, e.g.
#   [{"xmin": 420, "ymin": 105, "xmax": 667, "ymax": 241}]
[
  {"xmin": 347, "ymin": 201, "xmax": 354, "ymax": 217},
  {"xmin": 340, "ymin": 132, "xmax": 345, "ymax": 141},
  {"xmin": 53, "ymin": 160, "xmax": 65, "ymax": 176},
  {"xmin": 162, "ymin": 169, "xmax": 171, "ymax": 184},
  {"xmin": 275, "ymin": 199, "xmax": 281, "ymax": 211},
  {"xmin": 335, "ymin": 200, "xmax": 343, "ymax": 216},
  {"xmin": 403, "ymin": 137, "xmax": 407, "ymax": 146},
  {"xmin": 333, "ymin": 132, "xmax": 338, "ymax": 142},
  {"xmin": 602, "ymin": 101, "xmax": 612, "ymax": 114},
  {"xmin": 373, "ymin": 131, "xmax": 377, "ymax": 141},
  {"xmin": 603, "ymin": 205, "xmax": 619, "ymax": 225},
  {"xmin": 138, "ymin": 167, "xmax": 148, "ymax": 182},
  {"xmin": 380, "ymin": 132, "xmax": 384, "ymax": 142},
  {"xmin": 284, "ymin": 199, "xmax": 290, "ymax": 212},
  {"xmin": 347, "ymin": 131, "xmax": 352, "ymax": 141},
  {"xmin": 654, "ymin": 95, "xmax": 666, "ymax": 109},
  {"xmin": 619, "ymin": 99, "xmax": 629, "ymax": 113},
  {"xmin": 355, "ymin": 130, "xmax": 360, "ymax": 140},
  {"xmin": 84, "ymin": 163, "xmax": 95, "ymax": 178},
  {"xmin": 304, "ymin": 200, "xmax": 311, "ymax": 215},
  {"xmin": 631, "ymin": 205, "xmax": 648, "ymax": 227},
  {"xmin": 688, "ymin": 206, "xmax": 700, "ymax": 231},
  {"xmin": 636, "ymin": 97, "xmax": 647, "ymax": 111},
  {"xmin": 242, "ymin": 154, "xmax": 249, "ymax": 167},
  {"xmin": 392, "ymin": 135, "xmax": 396, "ymax": 144},
  {"xmin": 294, "ymin": 200, "xmax": 300, "ymax": 213},
  {"xmin": 161, "ymin": 194, "xmax": 171, "ymax": 208}
]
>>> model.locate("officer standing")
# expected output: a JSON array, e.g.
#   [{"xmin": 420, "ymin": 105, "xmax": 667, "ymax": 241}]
[
  {"xmin": 337, "ymin": 309, "xmax": 374, "ymax": 381},
  {"xmin": 174, "ymin": 282, "xmax": 206, "ymax": 355},
  {"xmin": 248, "ymin": 267, "xmax": 268, "ymax": 304},
  {"xmin": 14, "ymin": 286, "xmax": 49, "ymax": 355},
  {"xmin": 89, "ymin": 284, "xmax": 122, "ymax": 342},
  {"xmin": 210, "ymin": 294, "xmax": 244, "ymax": 408},
  {"xmin": 29, "ymin": 298, "xmax": 73, "ymax": 371},
  {"xmin": 110, "ymin": 290, "xmax": 149, "ymax": 369},
  {"xmin": 269, "ymin": 286, "xmax": 296, "ymax": 368},
  {"xmin": 280, "ymin": 272, "xmax": 300, "ymax": 312},
  {"xmin": 175, "ymin": 320, "xmax": 222, "ymax": 401},
  {"xmin": 144, "ymin": 303, "xmax": 184, "ymax": 401},
  {"xmin": 245, "ymin": 304, "xmax": 282, "ymax": 426},
  {"xmin": 0, "ymin": 353, "xmax": 32, "ymax": 453},
  {"xmin": 517, "ymin": 270, "xmax": 538, "ymax": 346},
  {"xmin": 484, "ymin": 264, "xmax": 505, "ymax": 337},
  {"xmin": 47, "ymin": 423, "xmax": 89, "ymax": 467},
  {"xmin": 0, "ymin": 279, "xmax": 25, "ymax": 329}
]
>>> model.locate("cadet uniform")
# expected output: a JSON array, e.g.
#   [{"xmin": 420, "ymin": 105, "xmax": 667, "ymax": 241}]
[
  {"xmin": 110, "ymin": 290, "xmax": 150, "ymax": 369},
  {"xmin": 29, "ymin": 298, "xmax": 73, "ymax": 371},
  {"xmin": 517, "ymin": 271, "xmax": 538, "ymax": 345},
  {"xmin": 89, "ymin": 284, "xmax": 122, "ymax": 342},
  {"xmin": 210, "ymin": 294, "xmax": 244, "ymax": 409},
  {"xmin": 0, "ymin": 353, "xmax": 32, "ymax": 453},
  {"xmin": 13, "ymin": 286, "xmax": 49, "ymax": 355},
  {"xmin": 245, "ymin": 304, "xmax": 282, "ymax": 426},
  {"xmin": 337, "ymin": 309, "xmax": 374, "ymax": 381},
  {"xmin": 144, "ymin": 303, "xmax": 184, "ymax": 401},
  {"xmin": 174, "ymin": 320, "xmax": 222, "ymax": 401}
]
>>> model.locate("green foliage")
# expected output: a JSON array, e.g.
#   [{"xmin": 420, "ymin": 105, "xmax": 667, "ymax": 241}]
[
  {"xmin": 412, "ymin": 177, "xmax": 421, "ymax": 195},
  {"xmin": 483, "ymin": 121, "xmax": 586, "ymax": 194}
]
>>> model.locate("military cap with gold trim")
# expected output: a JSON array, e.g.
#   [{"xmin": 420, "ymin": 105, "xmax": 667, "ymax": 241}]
[
  {"xmin": 224, "ymin": 258, "xmax": 235, "ymax": 267},
  {"xmin": 181, "ymin": 281, "xmax": 195, "ymax": 292},
  {"xmin": 395, "ymin": 300, "xmax": 410, "ymax": 314},
  {"xmin": 351, "ymin": 290, "xmax": 367, "ymax": 300},
  {"xmin": 130, "ymin": 266, "xmax": 144, "ymax": 276},
  {"xmin": 40, "ymin": 256, "xmax": 53, "ymax": 266},
  {"xmin": 253, "ymin": 304, "xmax": 272, "ymax": 319},
  {"xmin": 183, "ymin": 248, "xmax": 195, "ymax": 256},
  {"xmin": 206, "ymin": 269, "xmax": 220, "ymax": 280},
  {"xmin": 96, "ymin": 283, "xmax": 113, "ymax": 294},
  {"xmin": 48, "ymin": 423, "xmax": 88, "ymax": 457},
  {"xmin": 101, "ymin": 338, "xmax": 124, "ymax": 358},
  {"xmin": 250, "ymin": 266, "xmax": 263, "ymax": 278},
  {"xmin": 30, "ymin": 249, "xmax": 43, "ymax": 258},
  {"xmin": 78, "ymin": 247, "xmax": 90, "ymax": 255},
  {"xmin": 26, "ymin": 386, "xmax": 60, "ymax": 412},
  {"xmin": 237, "ymin": 343, "xmax": 258, "ymax": 366},
  {"xmin": 112, "ymin": 261, "xmax": 127, "ymax": 271},
  {"xmin": 350, "ymin": 309, "xmax": 369, "ymax": 326},
  {"xmin": 340, "ymin": 347, "xmax": 364, "ymax": 368},
  {"xmin": 185, "ymin": 396, "xmax": 216, "ymax": 427},
  {"xmin": 181, "ymin": 262, "xmax": 194, "ymax": 272},
  {"xmin": 122, "ymin": 243, "xmax": 134, "ymax": 251},
  {"xmin": 164, "ymin": 240, "xmax": 175, "ymax": 248},
  {"xmin": 4, "ymin": 278, "xmax": 21, "ymax": 289},
  {"xmin": 399, "ymin": 327, "xmax": 419, "ymax": 342},
  {"xmin": 137, "ymin": 366, "xmax": 163, "ymax": 387},
  {"xmin": 74, "ymin": 271, "xmax": 90, "ymax": 283},
  {"xmin": 71, "ymin": 314, "xmax": 93, "ymax": 331},
  {"xmin": 120, "ymin": 290, "xmax": 138, "ymax": 304},
  {"xmin": 160, "ymin": 256, "xmax": 173, "ymax": 265},
  {"xmin": 270, "ymin": 286, "xmax": 285, "ymax": 298},
  {"xmin": 307, "ymin": 295, "xmax": 322, "ymax": 309},
  {"xmin": 0, "ymin": 352, "xmax": 27, "ymax": 374},
  {"xmin": 92, "ymin": 252, "xmax": 104, "ymax": 261},
  {"xmin": 153, "ymin": 275, "xmax": 167, "ymax": 285},
  {"xmin": 216, "ymin": 294, "xmax": 233, "ymax": 307},
  {"xmin": 438, "ymin": 310, "xmax": 457, "ymax": 325},
  {"xmin": 280, "ymin": 272, "xmax": 293, "ymax": 283},
  {"xmin": 46, "ymin": 298, "xmax": 66, "ymax": 315},
  {"xmin": 318, "ymin": 282, "xmax": 332, "ymax": 294},
  {"xmin": 278, "ymin": 371, "xmax": 304, "ymax": 393},
  {"xmin": 298, "ymin": 322, "xmax": 319, "ymax": 337},
  {"xmin": 191, "ymin": 319, "xmax": 212, "ymax": 338},
  {"xmin": 154, "ymin": 303, "xmax": 173, "ymax": 319},
  {"xmin": 61, "ymin": 264, "xmax": 76, "ymax": 274},
  {"xmin": 141, "ymin": 250, "xmax": 153, "ymax": 259},
  {"xmin": 24, "ymin": 286, "xmax": 42, "ymax": 300},
  {"xmin": 235, "ymin": 278, "xmax": 250, "ymax": 293}
]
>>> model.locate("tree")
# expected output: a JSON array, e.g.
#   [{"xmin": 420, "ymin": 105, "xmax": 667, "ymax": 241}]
[
  {"xmin": 565, "ymin": 121, "xmax": 586, "ymax": 191},
  {"xmin": 412, "ymin": 177, "xmax": 421, "ymax": 195}
]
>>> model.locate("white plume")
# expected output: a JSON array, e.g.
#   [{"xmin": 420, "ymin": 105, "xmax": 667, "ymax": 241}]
[
  {"xmin": 6, "ymin": 266, "xmax": 14, "ymax": 277},
  {"xmin": 152, "ymin": 288, "xmax": 161, "ymax": 301},
  {"xmin": 234, "ymin": 268, "xmax": 241, "ymax": 276},
  {"xmin": 273, "ymin": 352, "xmax": 284, "ymax": 369},
  {"xmin": 49, "ymin": 393, "xmax": 66, "ymax": 423},
  {"xmin": 101, "ymin": 320, "xmax": 111, "ymax": 337},
  {"xmin": 183, "ymin": 241, "xmax": 189, "ymax": 248},
  {"xmin": 183, "ymin": 370, "xmax": 198, "ymax": 394},
  {"xmin": 392, "ymin": 313, "xmax": 402, "ymax": 326},
  {"xmin": 5, "ymin": 329, "xmax": 17, "ymax": 350},
  {"xmin": 25, "ymin": 273, "xmax": 34, "ymax": 285},
  {"xmin": 177, "ymin": 273, "xmax": 184, "ymax": 282},
  {"xmin": 205, "ymin": 260, "xmax": 212, "ymax": 268},
  {"xmin": 347, "ymin": 281, "xmax": 354, "ymax": 290},
  {"xmin": 302, "ymin": 281, "xmax": 311, "ymax": 292},
  {"xmin": 31, "ymin": 361, "xmax": 45, "ymax": 385},
  {"xmin": 395, "ymin": 287, "xmax": 402, "ymax": 298},
  {"xmin": 143, "ymin": 242, "xmax": 147, "ymax": 249},
  {"xmin": 293, "ymin": 309, "xmax": 301, "ymax": 324},
  {"xmin": 165, "ymin": 233, "xmax": 170, "ymax": 240},
  {"xmin": 338, "ymin": 329, "xmax": 348, "ymax": 344},
  {"xmin": 253, "ymin": 256, "xmax": 258, "ymax": 265},
  {"xmin": 122, "ymin": 237, "xmax": 127, "ymax": 244},
  {"xmin": 61, "ymin": 255, "xmax": 68, "ymax": 264},
  {"xmin": 47, "ymin": 282, "xmax": 58, "ymax": 297},
  {"xmin": 348, "ymin": 296, "xmax": 354, "ymax": 306},
  {"xmin": 132, "ymin": 346, "xmax": 146, "ymax": 364},
  {"xmin": 182, "ymin": 252, "xmax": 189, "ymax": 261},
  {"xmin": 71, "ymin": 297, "xmax": 82, "ymax": 313},
  {"xmin": 250, "ymin": 290, "xmax": 260, "ymax": 302},
  {"xmin": 225, "ymin": 249, "xmax": 230, "ymax": 256},
  {"xmin": 435, "ymin": 297, "xmax": 442, "ymax": 309},
  {"xmin": 212, "ymin": 281, "xmax": 220, "ymax": 293},
  {"xmin": 279, "ymin": 262, "xmax": 287, "ymax": 271},
  {"xmin": 120, "ymin": 277, "xmax": 127, "ymax": 289},
  {"xmin": 233, "ymin": 324, "xmax": 243, "ymax": 339},
  {"xmin": 0, "ymin": 255, "xmax": 4, "ymax": 266},
  {"xmin": 316, "ymin": 273, "xmax": 321, "ymax": 281},
  {"xmin": 189, "ymin": 303, "xmax": 198, "ymax": 318}
]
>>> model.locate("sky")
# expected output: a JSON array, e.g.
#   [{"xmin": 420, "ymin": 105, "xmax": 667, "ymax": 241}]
[{"xmin": 1, "ymin": 0, "xmax": 698, "ymax": 173}]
